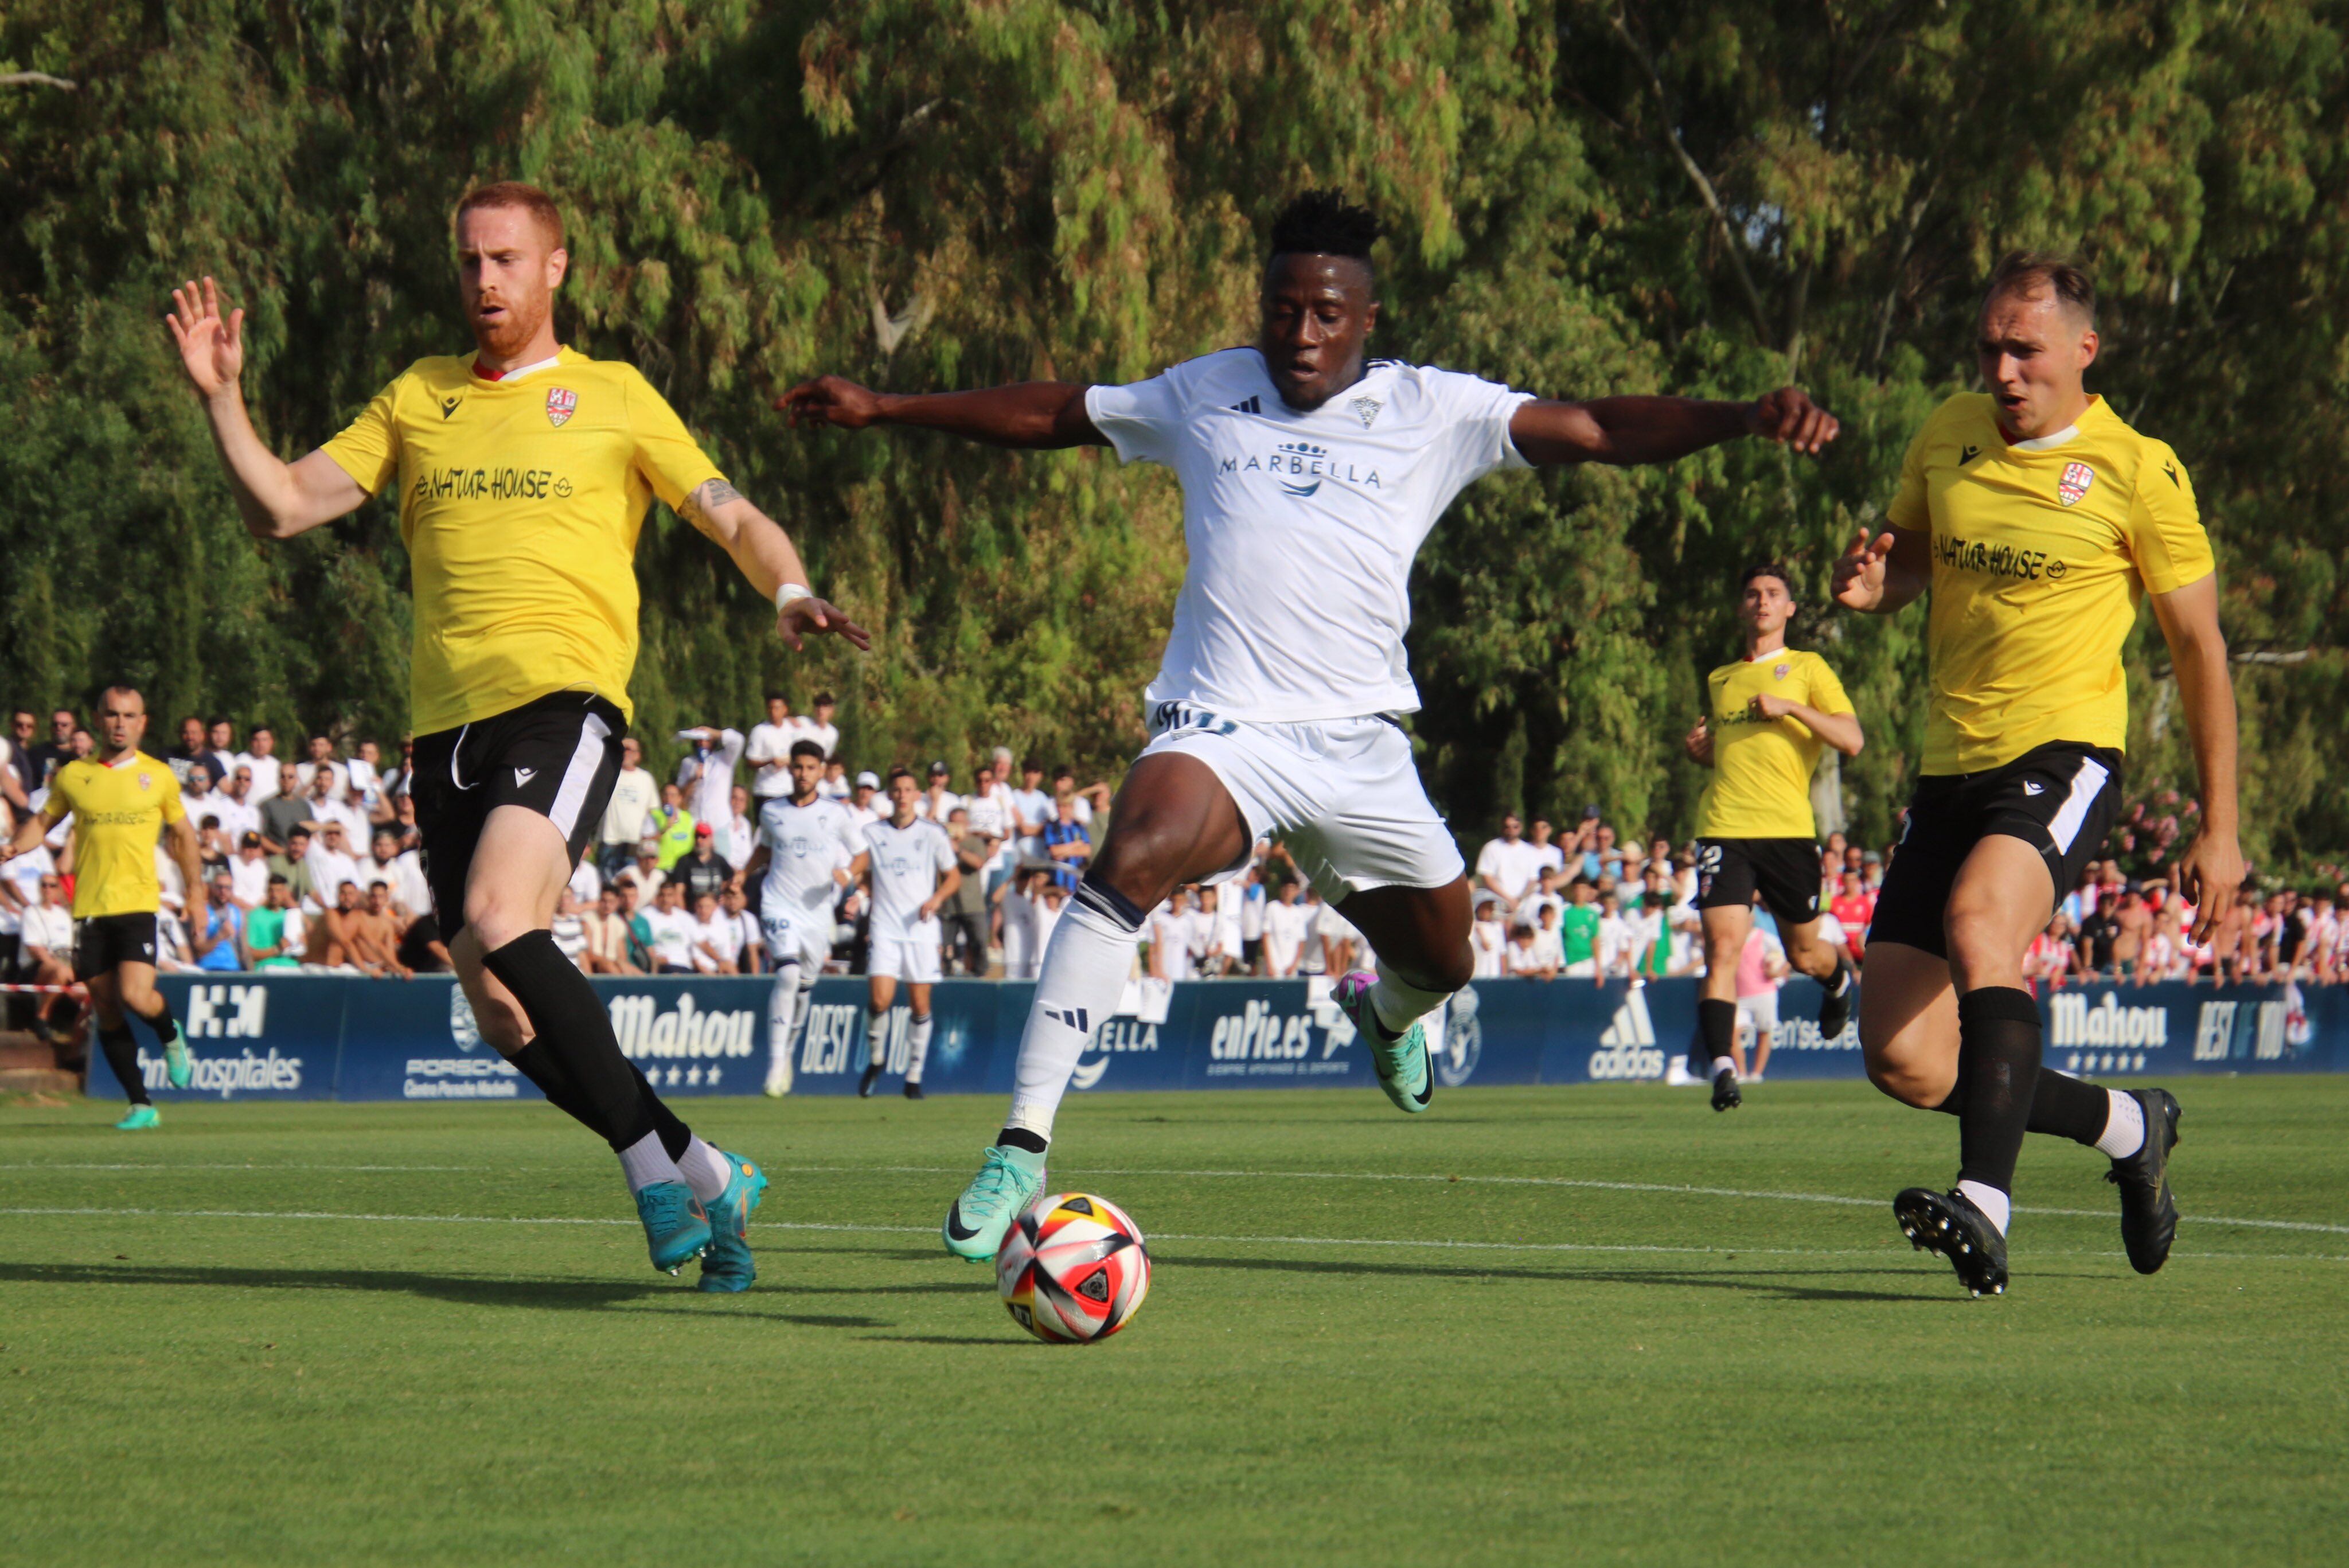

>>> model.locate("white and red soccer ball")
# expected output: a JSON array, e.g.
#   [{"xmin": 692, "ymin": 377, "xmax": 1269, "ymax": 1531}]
[{"xmin": 996, "ymin": 1192, "xmax": 1151, "ymax": 1343}]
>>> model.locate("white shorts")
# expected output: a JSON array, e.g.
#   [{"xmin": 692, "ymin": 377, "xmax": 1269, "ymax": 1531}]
[
  {"xmin": 762, "ymin": 911, "xmax": 828, "ymax": 975},
  {"xmin": 1736, "ymin": 990, "xmax": 1780, "ymax": 1037},
  {"xmin": 1138, "ymin": 705, "xmax": 1464, "ymax": 901},
  {"xmin": 868, "ymin": 927, "xmax": 943, "ymax": 984}
]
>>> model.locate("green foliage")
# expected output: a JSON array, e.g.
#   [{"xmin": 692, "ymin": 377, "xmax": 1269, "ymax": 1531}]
[{"xmin": 3, "ymin": 1, "xmax": 2344, "ymax": 873}]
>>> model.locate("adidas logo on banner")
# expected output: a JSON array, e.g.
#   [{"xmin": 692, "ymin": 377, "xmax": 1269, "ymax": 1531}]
[
  {"xmin": 1589, "ymin": 988, "xmax": 1665, "ymax": 1080},
  {"xmin": 1041, "ymin": 1004, "xmax": 1091, "ymax": 1036},
  {"xmin": 1228, "ymin": 396, "xmax": 1261, "ymax": 415}
]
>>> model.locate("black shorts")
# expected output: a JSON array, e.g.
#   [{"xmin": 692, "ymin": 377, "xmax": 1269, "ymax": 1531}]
[
  {"xmin": 73, "ymin": 911, "xmax": 159, "ymax": 980},
  {"xmin": 408, "ymin": 691, "xmax": 626, "ymax": 939},
  {"xmin": 1694, "ymin": 838, "xmax": 1821, "ymax": 929},
  {"xmin": 1868, "ymin": 741, "xmax": 2124, "ymax": 959}
]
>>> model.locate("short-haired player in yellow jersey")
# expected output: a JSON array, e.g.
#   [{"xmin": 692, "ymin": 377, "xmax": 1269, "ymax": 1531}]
[
  {"xmin": 166, "ymin": 184, "xmax": 868, "ymax": 1290},
  {"xmin": 3, "ymin": 686, "xmax": 203, "ymax": 1129},
  {"xmin": 1833, "ymin": 254, "xmax": 2240, "ymax": 1296},
  {"xmin": 1682, "ymin": 564, "xmax": 1864, "ymax": 1113}
]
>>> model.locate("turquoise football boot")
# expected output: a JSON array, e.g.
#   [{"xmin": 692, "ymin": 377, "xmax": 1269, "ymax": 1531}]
[
  {"xmin": 163, "ymin": 1030, "xmax": 193, "ymax": 1090},
  {"xmin": 698, "ymin": 1153, "xmax": 770, "ymax": 1293},
  {"xmin": 1333, "ymin": 970, "xmax": 1433, "ymax": 1114},
  {"xmin": 114, "ymin": 1104, "xmax": 160, "ymax": 1132},
  {"xmin": 634, "ymin": 1180, "xmax": 712, "ymax": 1275},
  {"xmin": 942, "ymin": 1144, "xmax": 1045, "ymax": 1263}
]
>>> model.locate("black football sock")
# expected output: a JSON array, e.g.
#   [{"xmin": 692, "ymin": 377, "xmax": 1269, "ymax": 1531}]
[
  {"xmin": 143, "ymin": 995, "xmax": 181, "ymax": 1047},
  {"xmin": 629, "ymin": 1063, "xmax": 695, "ymax": 1161},
  {"xmin": 997, "ymin": 1127, "xmax": 1049, "ymax": 1155},
  {"xmin": 99, "ymin": 1023, "xmax": 149, "ymax": 1106},
  {"xmin": 1826, "ymin": 954, "xmax": 1854, "ymax": 997},
  {"xmin": 2026, "ymin": 1066, "xmax": 2111, "ymax": 1146},
  {"xmin": 1698, "ymin": 998, "xmax": 1738, "ymax": 1067},
  {"xmin": 508, "ymin": 1039, "xmax": 596, "ymax": 1128},
  {"xmin": 1953, "ymin": 986, "xmax": 2041, "ymax": 1196},
  {"xmin": 482, "ymin": 931, "xmax": 653, "ymax": 1152}
]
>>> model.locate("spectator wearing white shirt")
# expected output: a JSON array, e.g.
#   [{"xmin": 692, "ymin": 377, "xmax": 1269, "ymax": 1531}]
[
  {"xmin": 800, "ymin": 693, "xmax": 841, "ymax": 760},
  {"xmin": 567, "ymin": 853, "xmax": 602, "ymax": 907},
  {"xmin": 1594, "ymin": 891, "xmax": 1636, "ymax": 978},
  {"xmin": 1193, "ymin": 885, "xmax": 1244, "ymax": 977},
  {"xmin": 362, "ymin": 827, "xmax": 431, "ymax": 921},
  {"xmin": 237, "ymin": 726, "xmax": 283, "ymax": 802},
  {"xmin": 1008, "ymin": 760, "xmax": 1053, "ymax": 859},
  {"xmin": 746, "ymin": 693, "xmax": 802, "ymax": 799},
  {"xmin": 715, "ymin": 785, "xmax": 757, "ymax": 872},
  {"xmin": 917, "ymin": 760, "xmax": 962, "ymax": 823},
  {"xmin": 1504, "ymin": 920, "xmax": 1556, "ymax": 980},
  {"xmin": 1262, "ymin": 880, "xmax": 1312, "ymax": 977},
  {"xmin": 847, "ymin": 771, "xmax": 883, "ymax": 830},
  {"xmin": 212, "ymin": 764, "xmax": 262, "ymax": 846},
  {"xmin": 642, "ymin": 881, "xmax": 699, "ymax": 974},
  {"xmin": 1237, "ymin": 864, "xmax": 1269, "ymax": 974},
  {"xmin": 228, "ymin": 832, "xmax": 272, "ymax": 908},
  {"xmin": 1031, "ymin": 879, "xmax": 1069, "ymax": 963},
  {"xmin": 17, "ymin": 871, "xmax": 79, "ymax": 1043},
  {"xmin": 674, "ymin": 726, "xmax": 746, "ymax": 834},
  {"xmin": 1148, "ymin": 889, "xmax": 1197, "ymax": 981},
  {"xmin": 303, "ymin": 821, "xmax": 362, "ymax": 916},
  {"xmin": 597, "ymin": 736, "xmax": 658, "ymax": 878},
  {"xmin": 298, "ymin": 763, "xmax": 364, "ymax": 843},
  {"xmin": 551, "ymin": 887, "xmax": 591, "ymax": 970},
  {"xmin": 721, "ymin": 884, "xmax": 763, "ymax": 976},
  {"xmin": 1317, "ymin": 896, "xmax": 1362, "ymax": 976},
  {"xmin": 1470, "ymin": 898, "xmax": 1508, "ymax": 977},
  {"xmin": 817, "ymin": 760, "xmax": 851, "ymax": 802},
  {"xmin": 1475, "ymin": 814, "xmax": 1544, "ymax": 916},
  {"xmin": 997, "ymin": 865, "xmax": 1044, "ymax": 980},
  {"xmin": 1527, "ymin": 818, "xmax": 1567, "ymax": 879},
  {"xmin": 294, "ymin": 734, "xmax": 347, "ymax": 799},
  {"xmin": 688, "ymin": 890, "xmax": 738, "ymax": 974}
]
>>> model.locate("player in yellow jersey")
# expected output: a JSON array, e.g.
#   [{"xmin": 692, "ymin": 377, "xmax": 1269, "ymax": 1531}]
[
  {"xmin": 166, "ymin": 183, "xmax": 868, "ymax": 1289},
  {"xmin": 3, "ymin": 687, "xmax": 203, "ymax": 1129},
  {"xmin": 1681, "ymin": 564, "xmax": 1864, "ymax": 1111},
  {"xmin": 1833, "ymin": 255, "xmax": 2241, "ymax": 1296}
]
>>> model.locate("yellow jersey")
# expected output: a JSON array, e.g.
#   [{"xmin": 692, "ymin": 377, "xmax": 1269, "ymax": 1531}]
[
  {"xmin": 1888, "ymin": 393, "xmax": 2214, "ymax": 774},
  {"xmin": 321, "ymin": 348, "xmax": 726, "ymax": 735},
  {"xmin": 43, "ymin": 752, "xmax": 185, "ymax": 919},
  {"xmin": 1695, "ymin": 649, "xmax": 1852, "ymax": 839}
]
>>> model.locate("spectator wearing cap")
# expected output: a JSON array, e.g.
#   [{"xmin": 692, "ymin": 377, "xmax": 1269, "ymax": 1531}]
[
  {"xmin": 675, "ymin": 822, "xmax": 734, "ymax": 908},
  {"xmin": 848, "ymin": 770, "xmax": 883, "ymax": 829},
  {"xmin": 918, "ymin": 760, "xmax": 962, "ymax": 822},
  {"xmin": 303, "ymin": 819, "xmax": 361, "ymax": 916},
  {"xmin": 598, "ymin": 736, "xmax": 659, "ymax": 878}
]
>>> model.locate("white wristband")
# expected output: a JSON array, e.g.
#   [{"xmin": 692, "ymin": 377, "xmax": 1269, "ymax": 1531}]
[{"xmin": 775, "ymin": 582, "xmax": 813, "ymax": 613}]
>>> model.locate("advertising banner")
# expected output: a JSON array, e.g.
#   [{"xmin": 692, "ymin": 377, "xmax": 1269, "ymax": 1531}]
[{"xmin": 80, "ymin": 972, "xmax": 2348, "ymax": 1103}]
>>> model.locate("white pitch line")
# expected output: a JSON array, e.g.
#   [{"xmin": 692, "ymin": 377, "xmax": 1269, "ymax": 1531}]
[
  {"xmin": 0, "ymin": 1205, "xmax": 2343, "ymax": 1265},
  {"xmin": 0, "ymin": 1164, "xmax": 490, "ymax": 1173}
]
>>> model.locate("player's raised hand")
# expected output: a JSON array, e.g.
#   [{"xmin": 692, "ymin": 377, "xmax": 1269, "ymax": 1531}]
[
  {"xmin": 1748, "ymin": 692, "xmax": 1796, "ymax": 721},
  {"xmin": 777, "ymin": 375, "xmax": 885, "ymax": 430},
  {"xmin": 777, "ymin": 593, "xmax": 872, "ymax": 654},
  {"xmin": 2177, "ymin": 830, "xmax": 2244, "ymax": 943},
  {"xmin": 1682, "ymin": 714, "xmax": 1714, "ymax": 765},
  {"xmin": 166, "ymin": 276, "xmax": 244, "ymax": 399},
  {"xmin": 1832, "ymin": 529, "xmax": 1898, "ymax": 611},
  {"xmin": 1746, "ymin": 387, "xmax": 1839, "ymax": 455}
]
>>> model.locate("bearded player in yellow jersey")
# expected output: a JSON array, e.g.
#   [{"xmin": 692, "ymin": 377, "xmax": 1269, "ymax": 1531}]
[
  {"xmin": 1833, "ymin": 255, "xmax": 2240, "ymax": 1297},
  {"xmin": 1681, "ymin": 564, "xmax": 1864, "ymax": 1113},
  {"xmin": 166, "ymin": 184, "xmax": 868, "ymax": 1290},
  {"xmin": 3, "ymin": 686, "xmax": 204, "ymax": 1129}
]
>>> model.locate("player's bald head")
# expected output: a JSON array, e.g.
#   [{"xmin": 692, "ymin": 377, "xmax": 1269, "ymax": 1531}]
[{"xmin": 1980, "ymin": 251, "xmax": 2096, "ymax": 332}]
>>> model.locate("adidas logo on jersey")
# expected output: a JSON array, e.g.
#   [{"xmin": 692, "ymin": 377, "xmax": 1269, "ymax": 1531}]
[{"xmin": 1228, "ymin": 396, "xmax": 1261, "ymax": 415}]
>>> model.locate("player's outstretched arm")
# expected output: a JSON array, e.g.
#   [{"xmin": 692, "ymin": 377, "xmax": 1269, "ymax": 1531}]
[
  {"xmin": 165, "ymin": 278, "xmax": 366, "ymax": 540},
  {"xmin": 1746, "ymin": 694, "xmax": 1864, "ymax": 756},
  {"xmin": 1508, "ymin": 388, "xmax": 1838, "ymax": 467},
  {"xmin": 1831, "ymin": 527, "xmax": 1930, "ymax": 615},
  {"xmin": 679, "ymin": 481, "xmax": 872, "ymax": 653},
  {"xmin": 2148, "ymin": 574, "xmax": 2242, "ymax": 941},
  {"xmin": 778, "ymin": 376, "xmax": 1107, "ymax": 451}
]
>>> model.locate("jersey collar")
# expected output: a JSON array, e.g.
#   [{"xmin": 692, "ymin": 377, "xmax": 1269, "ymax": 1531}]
[
  {"xmin": 2000, "ymin": 393, "xmax": 2102, "ymax": 451},
  {"xmin": 471, "ymin": 349, "xmax": 565, "ymax": 383}
]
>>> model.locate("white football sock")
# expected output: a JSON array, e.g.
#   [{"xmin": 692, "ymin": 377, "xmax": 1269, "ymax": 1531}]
[
  {"xmin": 867, "ymin": 1008, "xmax": 890, "ymax": 1070},
  {"xmin": 1004, "ymin": 893, "xmax": 1142, "ymax": 1142},
  {"xmin": 906, "ymin": 1013, "xmax": 934, "ymax": 1085},
  {"xmin": 1367, "ymin": 962, "xmax": 1450, "ymax": 1040},
  {"xmin": 1711, "ymin": 1056, "xmax": 1737, "ymax": 1080},
  {"xmin": 675, "ymin": 1136, "xmax": 733, "ymax": 1204},
  {"xmin": 617, "ymin": 1130, "xmax": 685, "ymax": 1195},
  {"xmin": 766, "ymin": 961, "xmax": 799, "ymax": 1078},
  {"xmin": 2095, "ymin": 1089, "xmax": 2147, "ymax": 1159},
  {"xmin": 1956, "ymin": 1179, "xmax": 2010, "ymax": 1237}
]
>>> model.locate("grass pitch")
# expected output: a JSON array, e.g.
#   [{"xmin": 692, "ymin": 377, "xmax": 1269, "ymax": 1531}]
[{"xmin": 2, "ymin": 1078, "xmax": 2344, "ymax": 1567}]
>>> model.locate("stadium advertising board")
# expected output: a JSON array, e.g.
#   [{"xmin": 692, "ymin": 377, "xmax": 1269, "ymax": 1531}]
[{"xmin": 80, "ymin": 973, "xmax": 2349, "ymax": 1103}]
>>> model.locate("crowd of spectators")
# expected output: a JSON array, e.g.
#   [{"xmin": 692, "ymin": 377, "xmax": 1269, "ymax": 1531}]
[{"xmin": 4, "ymin": 696, "xmax": 2344, "ymax": 1028}]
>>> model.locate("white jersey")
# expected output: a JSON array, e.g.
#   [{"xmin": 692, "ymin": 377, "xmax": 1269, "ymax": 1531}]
[
  {"xmin": 1086, "ymin": 348, "xmax": 1532, "ymax": 721},
  {"xmin": 863, "ymin": 816, "xmax": 955, "ymax": 943},
  {"xmin": 759, "ymin": 796, "xmax": 861, "ymax": 917}
]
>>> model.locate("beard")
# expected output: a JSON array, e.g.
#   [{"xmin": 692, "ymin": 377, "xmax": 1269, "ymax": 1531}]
[{"xmin": 471, "ymin": 293, "xmax": 548, "ymax": 361}]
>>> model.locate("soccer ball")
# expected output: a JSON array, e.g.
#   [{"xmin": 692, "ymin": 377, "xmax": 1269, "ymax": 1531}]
[{"xmin": 996, "ymin": 1192, "xmax": 1152, "ymax": 1343}]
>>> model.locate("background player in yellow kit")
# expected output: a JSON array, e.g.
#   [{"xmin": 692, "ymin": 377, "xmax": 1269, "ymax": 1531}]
[
  {"xmin": 166, "ymin": 184, "xmax": 867, "ymax": 1288},
  {"xmin": 1834, "ymin": 253, "xmax": 2239, "ymax": 1296},
  {"xmin": 1682, "ymin": 564, "xmax": 1864, "ymax": 1111},
  {"xmin": 2, "ymin": 686, "xmax": 201, "ymax": 1129}
]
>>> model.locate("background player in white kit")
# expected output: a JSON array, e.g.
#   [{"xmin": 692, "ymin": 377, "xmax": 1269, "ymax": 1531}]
[
  {"xmin": 783, "ymin": 190, "xmax": 1839, "ymax": 1259},
  {"xmin": 741, "ymin": 739, "xmax": 863, "ymax": 1097},
  {"xmin": 859, "ymin": 767, "xmax": 961, "ymax": 1099}
]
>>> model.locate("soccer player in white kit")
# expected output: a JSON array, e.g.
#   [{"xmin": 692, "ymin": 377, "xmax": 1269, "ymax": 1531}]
[
  {"xmin": 740, "ymin": 739, "xmax": 863, "ymax": 1097},
  {"xmin": 859, "ymin": 767, "xmax": 961, "ymax": 1099},
  {"xmin": 782, "ymin": 190, "xmax": 1840, "ymax": 1259}
]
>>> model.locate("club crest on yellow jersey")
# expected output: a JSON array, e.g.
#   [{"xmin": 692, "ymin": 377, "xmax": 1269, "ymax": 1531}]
[
  {"xmin": 2058, "ymin": 460, "xmax": 2094, "ymax": 506},
  {"xmin": 546, "ymin": 386, "xmax": 577, "ymax": 427}
]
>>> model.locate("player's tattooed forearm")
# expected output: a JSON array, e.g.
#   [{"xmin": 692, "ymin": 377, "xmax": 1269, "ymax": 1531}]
[{"xmin": 679, "ymin": 479, "xmax": 742, "ymax": 533}]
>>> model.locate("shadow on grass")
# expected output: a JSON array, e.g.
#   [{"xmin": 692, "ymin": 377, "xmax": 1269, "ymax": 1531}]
[
  {"xmin": 1166, "ymin": 1251, "xmax": 1958, "ymax": 1304},
  {"xmin": 0, "ymin": 1260, "xmax": 974, "ymax": 1322}
]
